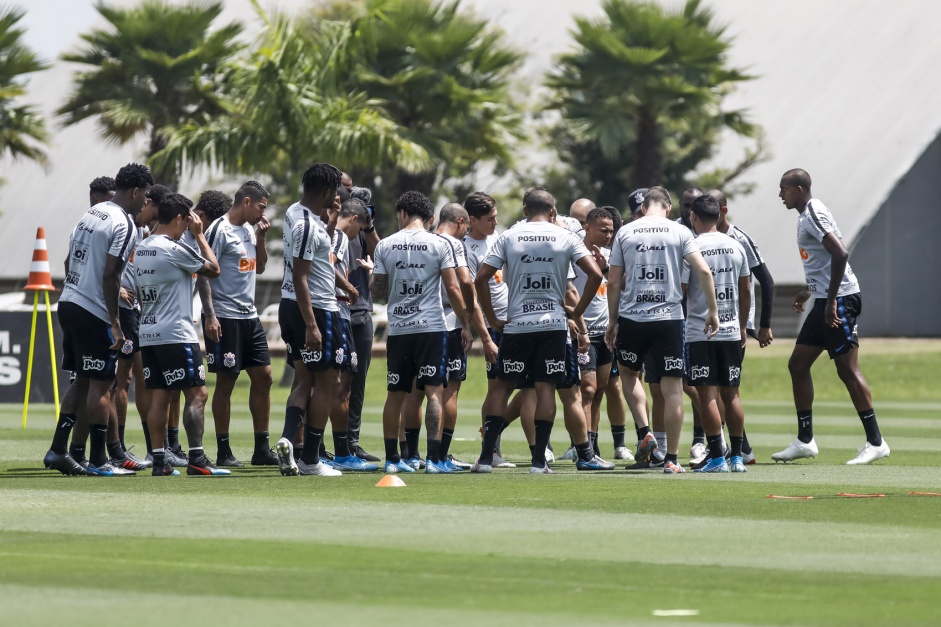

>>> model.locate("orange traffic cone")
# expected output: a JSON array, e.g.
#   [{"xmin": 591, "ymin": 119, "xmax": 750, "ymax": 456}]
[
  {"xmin": 375, "ymin": 475, "xmax": 407, "ymax": 488},
  {"xmin": 24, "ymin": 228, "xmax": 57, "ymax": 291}
]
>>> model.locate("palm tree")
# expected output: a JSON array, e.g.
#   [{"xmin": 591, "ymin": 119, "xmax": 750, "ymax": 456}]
[
  {"xmin": 56, "ymin": 0, "xmax": 242, "ymax": 187},
  {"xmin": 0, "ymin": 6, "xmax": 49, "ymax": 166},
  {"xmin": 545, "ymin": 0, "xmax": 760, "ymax": 196}
]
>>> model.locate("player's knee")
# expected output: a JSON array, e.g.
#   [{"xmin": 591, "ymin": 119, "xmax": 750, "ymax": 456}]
[{"xmin": 787, "ymin": 355, "xmax": 806, "ymax": 378}]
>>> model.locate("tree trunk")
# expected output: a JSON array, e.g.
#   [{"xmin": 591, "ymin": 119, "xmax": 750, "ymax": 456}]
[
  {"xmin": 147, "ymin": 129, "xmax": 179, "ymax": 189},
  {"xmin": 632, "ymin": 112, "xmax": 661, "ymax": 190}
]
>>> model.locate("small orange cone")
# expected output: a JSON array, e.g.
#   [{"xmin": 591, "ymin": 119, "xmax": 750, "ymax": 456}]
[
  {"xmin": 24, "ymin": 227, "xmax": 57, "ymax": 291},
  {"xmin": 375, "ymin": 475, "xmax": 407, "ymax": 488}
]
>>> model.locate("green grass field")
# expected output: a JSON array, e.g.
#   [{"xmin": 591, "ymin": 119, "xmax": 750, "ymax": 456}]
[{"xmin": 2, "ymin": 339, "xmax": 940, "ymax": 626}]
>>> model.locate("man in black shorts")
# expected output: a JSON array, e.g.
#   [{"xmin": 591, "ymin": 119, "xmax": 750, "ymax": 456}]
[{"xmin": 774, "ymin": 168, "xmax": 888, "ymax": 464}]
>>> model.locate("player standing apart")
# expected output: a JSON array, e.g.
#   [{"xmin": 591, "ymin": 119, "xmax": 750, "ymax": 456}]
[{"xmin": 774, "ymin": 169, "xmax": 888, "ymax": 464}]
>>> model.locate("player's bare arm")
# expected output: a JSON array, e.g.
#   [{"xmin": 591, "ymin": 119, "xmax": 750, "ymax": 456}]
[
  {"xmin": 604, "ymin": 264, "xmax": 625, "ymax": 350},
  {"xmin": 292, "ymin": 256, "xmax": 322, "ymax": 352},
  {"xmin": 336, "ymin": 268, "xmax": 359, "ymax": 305},
  {"xmin": 792, "ymin": 287, "xmax": 811, "ymax": 313},
  {"xmin": 255, "ymin": 215, "xmax": 269, "ymax": 274},
  {"xmin": 197, "ymin": 275, "xmax": 220, "ymax": 341},
  {"xmin": 103, "ymin": 253, "xmax": 126, "ymax": 350},
  {"xmin": 474, "ymin": 262, "xmax": 504, "ymax": 332},
  {"xmin": 189, "ymin": 214, "xmax": 220, "ymax": 278},
  {"xmin": 369, "ymin": 272, "xmax": 388, "ymax": 300},
  {"xmin": 822, "ymin": 232, "xmax": 850, "ymax": 328},
  {"xmin": 570, "ymin": 255, "xmax": 602, "ymax": 322},
  {"xmin": 738, "ymin": 274, "xmax": 751, "ymax": 349}
]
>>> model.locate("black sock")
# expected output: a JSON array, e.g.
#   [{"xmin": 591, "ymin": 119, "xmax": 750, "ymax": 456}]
[
  {"xmin": 168, "ymin": 427, "xmax": 180, "ymax": 451},
  {"xmin": 385, "ymin": 438, "xmax": 400, "ymax": 463},
  {"xmin": 529, "ymin": 444, "xmax": 536, "ymax": 456},
  {"xmin": 611, "ymin": 425, "xmax": 626, "ymax": 449},
  {"xmin": 254, "ymin": 431, "xmax": 270, "ymax": 453},
  {"xmin": 730, "ymin": 436, "xmax": 744, "ymax": 458},
  {"xmin": 333, "ymin": 431, "xmax": 351, "ymax": 457},
  {"xmin": 589, "ymin": 431, "xmax": 600, "ymax": 456},
  {"xmin": 188, "ymin": 447, "xmax": 204, "ymax": 464},
  {"xmin": 706, "ymin": 434, "xmax": 724, "ymax": 459},
  {"xmin": 480, "ymin": 415, "xmax": 505, "ymax": 465},
  {"xmin": 664, "ymin": 452, "xmax": 678, "ymax": 465},
  {"xmin": 281, "ymin": 405, "xmax": 305, "ymax": 441},
  {"xmin": 300, "ymin": 426, "xmax": 324, "ymax": 465},
  {"xmin": 141, "ymin": 421, "xmax": 153, "ymax": 455},
  {"xmin": 693, "ymin": 425, "xmax": 705, "ymax": 445},
  {"xmin": 440, "ymin": 428, "xmax": 454, "ymax": 459},
  {"xmin": 575, "ymin": 440, "xmax": 594, "ymax": 463},
  {"xmin": 399, "ymin": 440, "xmax": 409, "ymax": 460},
  {"xmin": 427, "ymin": 438, "xmax": 441, "ymax": 464},
  {"xmin": 216, "ymin": 433, "xmax": 232, "ymax": 457},
  {"xmin": 319, "ymin": 440, "xmax": 328, "ymax": 457},
  {"xmin": 152, "ymin": 448, "xmax": 165, "ymax": 469},
  {"xmin": 532, "ymin": 420, "xmax": 553, "ymax": 467},
  {"xmin": 636, "ymin": 425, "xmax": 651, "ymax": 441},
  {"xmin": 107, "ymin": 440, "xmax": 125, "ymax": 461},
  {"xmin": 797, "ymin": 410, "xmax": 813, "ymax": 443},
  {"xmin": 405, "ymin": 427, "xmax": 421, "ymax": 460},
  {"xmin": 50, "ymin": 413, "xmax": 76, "ymax": 454},
  {"xmin": 858, "ymin": 409, "xmax": 882, "ymax": 446},
  {"xmin": 118, "ymin": 424, "xmax": 126, "ymax": 450},
  {"xmin": 741, "ymin": 430, "xmax": 753, "ymax": 454},
  {"xmin": 69, "ymin": 444, "xmax": 86, "ymax": 462},
  {"xmin": 294, "ymin": 445, "xmax": 303, "ymax": 462},
  {"xmin": 89, "ymin": 423, "xmax": 109, "ymax": 466}
]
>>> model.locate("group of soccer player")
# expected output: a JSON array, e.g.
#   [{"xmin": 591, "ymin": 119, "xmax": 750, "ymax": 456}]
[{"xmin": 42, "ymin": 160, "xmax": 889, "ymax": 477}]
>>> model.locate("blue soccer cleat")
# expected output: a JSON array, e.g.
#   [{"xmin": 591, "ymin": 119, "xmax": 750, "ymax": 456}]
[
  {"xmin": 332, "ymin": 455, "xmax": 379, "ymax": 472},
  {"xmin": 695, "ymin": 456, "xmax": 730, "ymax": 473},
  {"xmin": 384, "ymin": 459, "xmax": 416, "ymax": 474}
]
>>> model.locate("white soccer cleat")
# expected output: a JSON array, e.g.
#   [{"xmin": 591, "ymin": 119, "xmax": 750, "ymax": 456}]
[
  {"xmin": 530, "ymin": 464, "xmax": 553, "ymax": 474},
  {"xmin": 771, "ymin": 438, "xmax": 818, "ymax": 463},
  {"xmin": 470, "ymin": 459, "xmax": 493, "ymax": 474},
  {"xmin": 492, "ymin": 453, "xmax": 516, "ymax": 468},
  {"xmin": 846, "ymin": 439, "xmax": 890, "ymax": 465},
  {"xmin": 689, "ymin": 442, "xmax": 707, "ymax": 465},
  {"xmin": 297, "ymin": 460, "xmax": 342, "ymax": 476},
  {"xmin": 614, "ymin": 446, "xmax": 635, "ymax": 461},
  {"xmin": 544, "ymin": 447, "xmax": 556, "ymax": 463},
  {"xmin": 561, "ymin": 446, "xmax": 577, "ymax": 461}
]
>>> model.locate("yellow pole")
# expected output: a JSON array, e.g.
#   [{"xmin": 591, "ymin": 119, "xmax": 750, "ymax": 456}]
[
  {"xmin": 44, "ymin": 290, "xmax": 60, "ymax": 416},
  {"xmin": 21, "ymin": 291, "xmax": 40, "ymax": 429}
]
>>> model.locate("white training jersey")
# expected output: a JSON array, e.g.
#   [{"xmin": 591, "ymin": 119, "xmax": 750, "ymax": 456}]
[
  {"xmin": 134, "ymin": 234, "xmax": 206, "ymax": 346},
  {"xmin": 436, "ymin": 232, "xmax": 468, "ymax": 331},
  {"xmin": 556, "ymin": 214, "xmax": 585, "ymax": 238},
  {"xmin": 483, "ymin": 220, "xmax": 589, "ymax": 335},
  {"xmin": 119, "ymin": 225, "xmax": 147, "ymax": 311},
  {"xmin": 332, "ymin": 228, "xmax": 351, "ymax": 321},
  {"xmin": 572, "ymin": 246, "xmax": 609, "ymax": 337},
  {"xmin": 686, "ymin": 232, "xmax": 750, "ymax": 343},
  {"xmin": 373, "ymin": 228, "xmax": 456, "ymax": 336},
  {"xmin": 205, "ymin": 216, "xmax": 258, "ymax": 319},
  {"xmin": 727, "ymin": 224, "xmax": 764, "ymax": 331},
  {"xmin": 797, "ymin": 199, "xmax": 860, "ymax": 298},
  {"xmin": 463, "ymin": 233, "xmax": 508, "ymax": 324},
  {"xmin": 609, "ymin": 215, "xmax": 699, "ymax": 322},
  {"xmin": 61, "ymin": 200, "xmax": 136, "ymax": 322},
  {"xmin": 282, "ymin": 204, "xmax": 338, "ymax": 312}
]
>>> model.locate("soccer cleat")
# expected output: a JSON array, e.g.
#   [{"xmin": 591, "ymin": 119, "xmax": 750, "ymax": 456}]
[
  {"xmin": 662, "ymin": 461, "xmax": 686, "ymax": 475},
  {"xmin": 425, "ymin": 459, "xmax": 453, "ymax": 474},
  {"xmin": 695, "ymin": 456, "xmax": 730, "ymax": 473},
  {"xmin": 275, "ymin": 438, "xmax": 299, "ymax": 476},
  {"xmin": 352, "ymin": 445, "xmax": 380, "ymax": 462},
  {"xmin": 297, "ymin": 460, "xmax": 342, "ymax": 476},
  {"xmin": 152, "ymin": 464, "xmax": 180, "ymax": 477},
  {"xmin": 492, "ymin": 453, "xmax": 516, "ymax": 468},
  {"xmin": 729, "ymin": 456, "xmax": 748, "ymax": 473},
  {"xmin": 772, "ymin": 438, "xmax": 818, "ymax": 463},
  {"xmin": 544, "ymin": 447, "xmax": 556, "ymax": 463},
  {"xmin": 530, "ymin": 464, "xmax": 553, "ymax": 474},
  {"xmin": 87, "ymin": 462, "xmax": 135, "ymax": 477},
  {"xmin": 332, "ymin": 455, "xmax": 379, "ymax": 472},
  {"xmin": 649, "ymin": 448, "xmax": 666, "ymax": 468},
  {"xmin": 112, "ymin": 455, "xmax": 149, "ymax": 471},
  {"xmin": 124, "ymin": 447, "xmax": 153, "ymax": 469},
  {"xmin": 447, "ymin": 454, "xmax": 471, "ymax": 470},
  {"xmin": 561, "ymin": 446, "xmax": 577, "ymax": 461},
  {"xmin": 635, "ymin": 433, "xmax": 658, "ymax": 463},
  {"xmin": 576, "ymin": 455, "xmax": 616, "ymax": 471},
  {"xmin": 251, "ymin": 448, "xmax": 280, "ymax": 466},
  {"xmin": 165, "ymin": 448, "xmax": 189, "ymax": 468},
  {"xmin": 216, "ymin": 452, "xmax": 244, "ymax": 468},
  {"xmin": 406, "ymin": 457, "xmax": 425, "ymax": 471},
  {"xmin": 689, "ymin": 442, "xmax": 707, "ymax": 465},
  {"xmin": 614, "ymin": 446, "xmax": 635, "ymax": 461},
  {"xmin": 187, "ymin": 455, "xmax": 232, "ymax": 476},
  {"xmin": 846, "ymin": 439, "xmax": 890, "ymax": 465},
  {"xmin": 743, "ymin": 450, "xmax": 756, "ymax": 465},
  {"xmin": 384, "ymin": 459, "xmax": 415, "ymax": 474},
  {"xmin": 470, "ymin": 459, "xmax": 493, "ymax": 474},
  {"xmin": 442, "ymin": 458, "xmax": 466, "ymax": 472},
  {"xmin": 43, "ymin": 450, "xmax": 87, "ymax": 476}
]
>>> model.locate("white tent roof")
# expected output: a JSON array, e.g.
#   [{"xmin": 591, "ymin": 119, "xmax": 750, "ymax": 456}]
[{"xmin": 3, "ymin": 0, "xmax": 940, "ymax": 284}]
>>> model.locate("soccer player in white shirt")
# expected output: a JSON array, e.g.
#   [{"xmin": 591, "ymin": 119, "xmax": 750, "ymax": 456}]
[{"xmin": 774, "ymin": 169, "xmax": 888, "ymax": 464}]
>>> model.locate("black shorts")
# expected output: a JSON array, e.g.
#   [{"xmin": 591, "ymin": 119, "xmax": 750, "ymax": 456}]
[
  {"xmin": 204, "ymin": 316, "xmax": 271, "ymax": 373},
  {"xmin": 386, "ymin": 332, "xmax": 447, "ymax": 392},
  {"xmin": 796, "ymin": 294, "xmax": 861, "ymax": 359},
  {"xmin": 278, "ymin": 298, "xmax": 346, "ymax": 372},
  {"xmin": 341, "ymin": 318, "xmax": 358, "ymax": 373},
  {"xmin": 557, "ymin": 342, "xmax": 581, "ymax": 390},
  {"xmin": 497, "ymin": 330, "xmax": 568, "ymax": 385},
  {"xmin": 615, "ymin": 317, "xmax": 685, "ymax": 379},
  {"xmin": 685, "ymin": 341, "xmax": 743, "ymax": 387},
  {"xmin": 580, "ymin": 336, "xmax": 615, "ymax": 372},
  {"xmin": 446, "ymin": 328, "xmax": 467, "ymax": 382},
  {"xmin": 58, "ymin": 301, "xmax": 118, "ymax": 381},
  {"xmin": 117, "ymin": 307, "xmax": 140, "ymax": 360},
  {"xmin": 485, "ymin": 328, "xmax": 503, "ymax": 380},
  {"xmin": 141, "ymin": 343, "xmax": 206, "ymax": 390}
]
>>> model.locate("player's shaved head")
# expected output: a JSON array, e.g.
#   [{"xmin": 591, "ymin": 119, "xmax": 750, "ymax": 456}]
[
  {"xmin": 783, "ymin": 168, "xmax": 812, "ymax": 189},
  {"xmin": 438, "ymin": 202, "xmax": 468, "ymax": 224},
  {"xmin": 523, "ymin": 186, "xmax": 555, "ymax": 215},
  {"xmin": 706, "ymin": 188, "xmax": 727, "ymax": 208},
  {"xmin": 569, "ymin": 198, "xmax": 596, "ymax": 224}
]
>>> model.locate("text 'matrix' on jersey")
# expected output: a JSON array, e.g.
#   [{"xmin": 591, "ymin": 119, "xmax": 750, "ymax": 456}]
[
  {"xmin": 134, "ymin": 234, "xmax": 206, "ymax": 346},
  {"xmin": 463, "ymin": 232, "xmax": 508, "ymax": 324},
  {"xmin": 206, "ymin": 216, "xmax": 258, "ymax": 319},
  {"xmin": 483, "ymin": 221, "xmax": 589, "ymax": 335},
  {"xmin": 797, "ymin": 199, "xmax": 860, "ymax": 298},
  {"xmin": 609, "ymin": 215, "xmax": 699, "ymax": 322},
  {"xmin": 686, "ymin": 231, "xmax": 750, "ymax": 343},
  {"xmin": 373, "ymin": 229, "xmax": 456, "ymax": 335}
]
